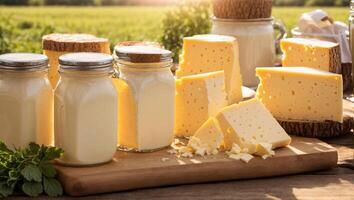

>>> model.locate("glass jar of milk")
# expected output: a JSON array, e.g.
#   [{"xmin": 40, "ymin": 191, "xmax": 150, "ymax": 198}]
[
  {"xmin": 212, "ymin": 17, "xmax": 286, "ymax": 87},
  {"xmin": 0, "ymin": 53, "xmax": 53, "ymax": 149},
  {"xmin": 114, "ymin": 45, "xmax": 175, "ymax": 152},
  {"xmin": 55, "ymin": 52, "xmax": 117, "ymax": 166},
  {"xmin": 350, "ymin": 0, "xmax": 354, "ymax": 92}
]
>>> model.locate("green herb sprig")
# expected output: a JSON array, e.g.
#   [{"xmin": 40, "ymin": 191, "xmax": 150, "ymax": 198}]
[{"xmin": 0, "ymin": 141, "xmax": 64, "ymax": 197}]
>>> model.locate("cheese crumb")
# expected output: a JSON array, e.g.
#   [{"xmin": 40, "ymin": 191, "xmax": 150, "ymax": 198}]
[{"xmin": 161, "ymin": 157, "xmax": 170, "ymax": 162}]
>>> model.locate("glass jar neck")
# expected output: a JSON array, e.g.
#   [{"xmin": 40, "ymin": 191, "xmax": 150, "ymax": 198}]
[
  {"xmin": 117, "ymin": 61, "xmax": 172, "ymax": 72},
  {"xmin": 60, "ymin": 69, "xmax": 113, "ymax": 78},
  {"xmin": 0, "ymin": 69, "xmax": 48, "ymax": 78}
]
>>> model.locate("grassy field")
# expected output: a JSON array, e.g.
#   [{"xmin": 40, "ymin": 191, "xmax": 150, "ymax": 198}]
[{"xmin": 0, "ymin": 6, "xmax": 349, "ymax": 54}]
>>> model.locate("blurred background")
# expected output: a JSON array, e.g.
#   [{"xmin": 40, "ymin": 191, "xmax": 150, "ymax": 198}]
[{"xmin": 0, "ymin": 0, "xmax": 350, "ymax": 61}]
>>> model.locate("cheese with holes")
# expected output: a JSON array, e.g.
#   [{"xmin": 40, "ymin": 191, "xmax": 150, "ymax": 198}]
[
  {"xmin": 216, "ymin": 98, "xmax": 291, "ymax": 151},
  {"xmin": 175, "ymin": 71, "xmax": 228, "ymax": 137},
  {"xmin": 281, "ymin": 38, "xmax": 341, "ymax": 73},
  {"xmin": 177, "ymin": 34, "xmax": 243, "ymax": 104},
  {"xmin": 187, "ymin": 117, "xmax": 224, "ymax": 156},
  {"xmin": 256, "ymin": 67, "xmax": 343, "ymax": 123}
]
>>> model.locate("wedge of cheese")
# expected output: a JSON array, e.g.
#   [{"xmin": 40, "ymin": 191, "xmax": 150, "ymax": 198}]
[
  {"xmin": 256, "ymin": 67, "xmax": 343, "ymax": 123},
  {"xmin": 187, "ymin": 117, "xmax": 224, "ymax": 156},
  {"xmin": 177, "ymin": 34, "xmax": 243, "ymax": 104},
  {"xmin": 175, "ymin": 70, "xmax": 228, "ymax": 137},
  {"xmin": 42, "ymin": 33, "xmax": 110, "ymax": 88},
  {"xmin": 216, "ymin": 98, "xmax": 291, "ymax": 151},
  {"xmin": 281, "ymin": 38, "xmax": 341, "ymax": 73}
]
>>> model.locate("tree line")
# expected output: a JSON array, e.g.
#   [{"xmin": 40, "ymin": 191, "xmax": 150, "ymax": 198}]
[{"xmin": 0, "ymin": 0, "xmax": 350, "ymax": 6}]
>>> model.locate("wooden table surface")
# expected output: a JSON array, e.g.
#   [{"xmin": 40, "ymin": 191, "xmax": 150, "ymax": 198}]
[{"xmin": 9, "ymin": 133, "xmax": 353, "ymax": 200}]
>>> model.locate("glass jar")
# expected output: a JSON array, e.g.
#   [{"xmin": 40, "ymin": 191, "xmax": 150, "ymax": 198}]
[
  {"xmin": 211, "ymin": 17, "xmax": 286, "ymax": 87},
  {"xmin": 55, "ymin": 52, "xmax": 117, "ymax": 166},
  {"xmin": 0, "ymin": 53, "xmax": 53, "ymax": 149},
  {"xmin": 114, "ymin": 45, "xmax": 175, "ymax": 152},
  {"xmin": 350, "ymin": 0, "xmax": 354, "ymax": 93}
]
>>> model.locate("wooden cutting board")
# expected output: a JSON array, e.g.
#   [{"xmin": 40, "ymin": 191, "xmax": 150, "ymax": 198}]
[{"xmin": 56, "ymin": 136, "xmax": 338, "ymax": 196}]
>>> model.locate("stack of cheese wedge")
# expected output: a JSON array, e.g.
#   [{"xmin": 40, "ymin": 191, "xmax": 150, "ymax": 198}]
[
  {"xmin": 173, "ymin": 34, "xmax": 292, "ymax": 162},
  {"xmin": 172, "ymin": 35, "xmax": 349, "ymax": 162}
]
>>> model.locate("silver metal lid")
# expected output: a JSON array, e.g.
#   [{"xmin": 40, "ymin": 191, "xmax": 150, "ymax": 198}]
[
  {"xmin": 0, "ymin": 53, "xmax": 48, "ymax": 71},
  {"xmin": 114, "ymin": 45, "xmax": 172, "ymax": 63},
  {"xmin": 59, "ymin": 52, "xmax": 113, "ymax": 71}
]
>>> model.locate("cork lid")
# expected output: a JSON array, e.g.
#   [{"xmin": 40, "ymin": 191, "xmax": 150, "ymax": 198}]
[
  {"xmin": 42, "ymin": 33, "xmax": 109, "ymax": 52},
  {"xmin": 213, "ymin": 0, "xmax": 273, "ymax": 19},
  {"xmin": 114, "ymin": 45, "xmax": 172, "ymax": 63},
  {"xmin": 0, "ymin": 53, "xmax": 48, "ymax": 71},
  {"xmin": 117, "ymin": 41, "xmax": 161, "ymax": 48}
]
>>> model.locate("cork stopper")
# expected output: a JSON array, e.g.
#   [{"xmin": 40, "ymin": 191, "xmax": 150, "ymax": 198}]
[
  {"xmin": 117, "ymin": 41, "xmax": 161, "ymax": 48},
  {"xmin": 213, "ymin": 0, "xmax": 273, "ymax": 19},
  {"xmin": 114, "ymin": 45, "xmax": 172, "ymax": 63},
  {"xmin": 42, "ymin": 33, "xmax": 110, "ymax": 53}
]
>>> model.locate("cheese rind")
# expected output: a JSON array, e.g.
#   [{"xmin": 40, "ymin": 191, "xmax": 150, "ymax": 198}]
[
  {"xmin": 187, "ymin": 117, "xmax": 224, "ymax": 156},
  {"xmin": 281, "ymin": 38, "xmax": 341, "ymax": 73},
  {"xmin": 256, "ymin": 67, "xmax": 343, "ymax": 123},
  {"xmin": 175, "ymin": 71, "xmax": 228, "ymax": 137},
  {"xmin": 177, "ymin": 34, "xmax": 243, "ymax": 104},
  {"xmin": 216, "ymin": 98, "xmax": 291, "ymax": 151}
]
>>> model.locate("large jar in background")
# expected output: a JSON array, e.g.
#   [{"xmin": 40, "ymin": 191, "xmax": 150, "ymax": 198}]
[
  {"xmin": 0, "ymin": 53, "xmax": 53, "ymax": 148},
  {"xmin": 55, "ymin": 53, "xmax": 117, "ymax": 166},
  {"xmin": 350, "ymin": 0, "xmax": 354, "ymax": 93},
  {"xmin": 211, "ymin": 17, "xmax": 286, "ymax": 87},
  {"xmin": 114, "ymin": 45, "xmax": 175, "ymax": 152}
]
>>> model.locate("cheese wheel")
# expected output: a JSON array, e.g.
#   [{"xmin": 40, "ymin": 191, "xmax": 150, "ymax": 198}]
[
  {"xmin": 213, "ymin": 0, "xmax": 273, "ymax": 19},
  {"xmin": 42, "ymin": 33, "xmax": 110, "ymax": 88}
]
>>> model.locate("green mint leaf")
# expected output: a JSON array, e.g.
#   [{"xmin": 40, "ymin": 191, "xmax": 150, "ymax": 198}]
[
  {"xmin": 22, "ymin": 181, "xmax": 43, "ymax": 197},
  {"xmin": 43, "ymin": 177, "xmax": 63, "ymax": 197},
  {"xmin": 39, "ymin": 163, "xmax": 56, "ymax": 178},
  {"xmin": 0, "ymin": 141, "xmax": 11, "ymax": 153},
  {"xmin": 43, "ymin": 147, "xmax": 64, "ymax": 161},
  {"xmin": 0, "ymin": 183, "xmax": 13, "ymax": 197},
  {"xmin": 28, "ymin": 143, "xmax": 40, "ymax": 155},
  {"xmin": 21, "ymin": 164, "xmax": 42, "ymax": 182}
]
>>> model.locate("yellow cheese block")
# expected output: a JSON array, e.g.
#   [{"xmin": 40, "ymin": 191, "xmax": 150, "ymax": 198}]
[
  {"xmin": 114, "ymin": 78, "xmax": 139, "ymax": 149},
  {"xmin": 177, "ymin": 34, "xmax": 243, "ymax": 104},
  {"xmin": 187, "ymin": 117, "xmax": 224, "ymax": 156},
  {"xmin": 216, "ymin": 98, "xmax": 291, "ymax": 151},
  {"xmin": 256, "ymin": 67, "xmax": 343, "ymax": 123},
  {"xmin": 175, "ymin": 70, "xmax": 228, "ymax": 137},
  {"xmin": 281, "ymin": 38, "xmax": 341, "ymax": 73}
]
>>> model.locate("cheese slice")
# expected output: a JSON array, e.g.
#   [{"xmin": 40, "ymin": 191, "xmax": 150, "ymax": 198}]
[
  {"xmin": 187, "ymin": 117, "xmax": 224, "ymax": 156},
  {"xmin": 175, "ymin": 70, "xmax": 228, "ymax": 137},
  {"xmin": 177, "ymin": 34, "xmax": 243, "ymax": 104},
  {"xmin": 216, "ymin": 98, "xmax": 291, "ymax": 151},
  {"xmin": 281, "ymin": 38, "xmax": 341, "ymax": 73},
  {"xmin": 256, "ymin": 67, "xmax": 343, "ymax": 123}
]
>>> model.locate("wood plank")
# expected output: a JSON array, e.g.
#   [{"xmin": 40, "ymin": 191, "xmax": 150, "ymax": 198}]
[
  {"xmin": 55, "ymin": 137, "xmax": 338, "ymax": 196},
  {"xmin": 9, "ymin": 174, "xmax": 354, "ymax": 200}
]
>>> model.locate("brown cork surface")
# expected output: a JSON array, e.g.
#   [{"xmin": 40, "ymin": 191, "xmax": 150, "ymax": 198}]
[
  {"xmin": 115, "ymin": 45, "xmax": 172, "ymax": 63},
  {"xmin": 279, "ymin": 100, "xmax": 354, "ymax": 138},
  {"xmin": 213, "ymin": 0, "xmax": 273, "ymax": 19},
  {"xmin": 42, "ymin": 33, "xmax": 110, "ymax": 53},
  {"xmin": 117, "ymin": 41, "xmax": 161, "ymax": 48},
  {"xmin": 342, "ymin": 63, "xmax": 353, "ymax": 92},
  {"xmin": 329, "ymin": 44, "xmax": 342, "ymax": 74}
]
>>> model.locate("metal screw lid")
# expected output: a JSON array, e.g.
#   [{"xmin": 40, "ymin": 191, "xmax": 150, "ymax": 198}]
[
  {"xmin": 114, "ymin": 45, "xmax": 172, "ymax": 63},
  {"xmin": 0, "ymin": 53, "xmax": 48, "ymax": 71},
  {"xmin": 59, "ymin": 52, "xmax": 114, "ymax": 71}
]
